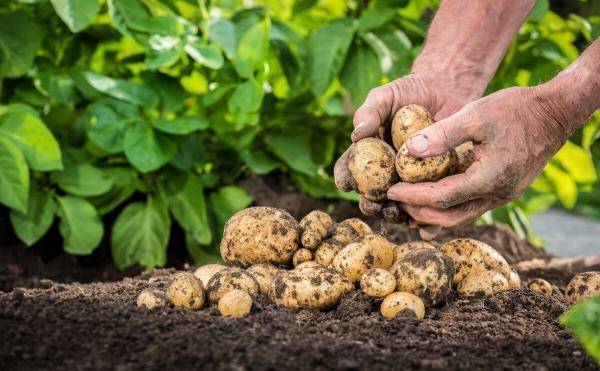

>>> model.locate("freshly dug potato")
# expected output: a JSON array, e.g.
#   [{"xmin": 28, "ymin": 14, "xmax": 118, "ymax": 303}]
[
  {"xmin": 300, "ymin": 210, "xmax": 334, "ymax": 250},
  {"xmin": 458, "ymin": 270, "xmax": 508, "ymax": 297},
  {"xmin": 330, "ymin": 223, "xmax": 360, "ymax": 245},
  {"xmin": 565, "ymin": 271, "xmax": 600, "ymax": 303},
  {"xmin": 347, "ymin": 137, "xmax": 398, "ymax": 201},
  {"xmin": 393, "ymin": 241, "xmax": 436, "ymax": 262},
  {"xmin": 340, "ymin": 218, "xmax": 373, "ymax": 236},
  {"xmin": 193, "ymin": 264, "xmax": 227, "ymax": 288},
  {"xmin": 220, "ymin": 207, "xmax": 301, "ymax": 267},
  {"xmin": 332, "ymin": 234, "xmax": 393, "ymax": 281},
  {"xmin": 293, "ymin": 248, "xmax": 313, "ymax": 267},
  {"xmin": 206, "ymin": 267, "xmax": 260, "ymax": 304},
  {"xmin": 246, "ymin": 264, "xmax": 282, "ymax": 296},
  {"xmin": 508, "ymin": 268, "xmax": 521, "ymax": 289},
  {"xmin": 136, "ymin": 289, "xmax": 169, "ymax": 309},
  {"xmin": 527, "ymin": 278, "xmax": 553, "ymax": 295},
  {"xmin": 390, "ymin": 104, "xmax": 434, "ymax": 150},
  {"xmin": 453, "ymin": 142, "xmax": 475, "ymax": 174},
  {"xmin": 395, "ymin": 149, "xmax": 456, "ymax": 183},
  {"xmin": 167, "ymin": 272, "xmax": 206, "ymax": 310},
  {"xmin": 360, "ymin": 268, "xmax": 396, "ymax": 298},
  {"xmin": 314, "ymin": 239, "xmax": 344, "ymax": 266},
  {"xmin": 440, "ymin": 238, "xmax": 510, "ymax": 286},
  {"xmin": 218, "ymin": 289, "xmax": 253, "ymax": 318},
  {"xmin": 269, "ymin": 264, "xmax": 353, "ymax": 309},
  {"xmin": 390, "ymin": 248, "xmax": 454, "ymax": 305},
  {"xmin": 380, "ymin": 292, "xmax": 425, "ymax": 319}
]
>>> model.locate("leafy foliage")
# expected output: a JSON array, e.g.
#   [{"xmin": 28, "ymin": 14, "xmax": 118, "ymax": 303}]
[{"xmin": 561, "ymin": 296, "xmax": 600, "ymax": 362}]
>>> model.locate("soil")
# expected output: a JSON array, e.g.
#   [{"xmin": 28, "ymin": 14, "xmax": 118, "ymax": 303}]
[{"xmin": 1, "ymin": 174, "xmax": 599, "ymax": 370}]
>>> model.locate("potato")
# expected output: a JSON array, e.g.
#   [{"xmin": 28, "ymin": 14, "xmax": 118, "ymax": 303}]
[
  {"xmin": 136, "ymin": 288, "xmax": 169, "ymax": 309},
  {"xmin": 393, "ymin": 241, "xmax": 436, "ymax": 262},
  {"xmin": 347, "ymin": 137, "xmax": 398, "ymax": 201},
  {"xmin": 246, "ymin": 264, "xmax": 282, "ymax": 296},
  {"xmin": 193, "ymin": 264, "xmax": 227, "ymax": 288},
  {"xmin": 507, "ymin": 268, "xmax": 521, "ymax": 289},
  {"xmin": 206, "ymin": 267, "xmax": 260, "ymax": 304},
  {"xmin": 440, "ymin": 238, "xmax": 510, "ymax": 286},
  {"xmin": 218, "ymin": 289, "xmax": 253, "ymax": 318},
  {"xmin": 380, "ymin": 292, "xmax": 425, "ymax": 319},
  {"xmin": 340, "ymin": 218, "xmax": 372, "ymax": 236},
  {"xmin": 453, "ymin": 142, "xmax": 475, "ymax": 174},
  {"xmin": 395, "ymin": 149, "xmax": 456, "ymax": 183},
  {"xmin": 527, "ymin": 278, "xmax": 553, "ymax": 295},
  {"xmin": 220, "ymin": 207, "xmax": 301, "ymax": 267},
  {"xmin": 314, "ymin": 239, "xmax": 344, "ymax": 266},
  {"xmin": 331, "ymin": 234, "xmax": 393, "ymax": 281},
  {"xmin": 458, "ymin": 270, "xmax": 508, "ymax": 297},
  {"xmin": 167, "ymin": 272, "xmax": 206, "ymax": 310},
  {"xmin": 300, "ymin": 210, "xmax": 334, "ymax": 250},
  {"xmin": 293, "ymin": 248, "xmax": 313, "ymax": 267},
  {"xmin": 390, "ymin": 248, "xmax": 454, "ymax": 305},
  {"xmin": 269, "ymin": 264, "xmax": 353, "ymax": 309},
  {"xmin": 565, "ymin": 271, "xmax": 600, "ymax": 303},
  {"xmin": 390, "ymin": 104, "xmax": 433, "ymax": 150},
  {"xmin": 330, "ymin": 223, "xmax": 360, "ymax": 245},
  {"xmin": 360, "ymin": 268, "xmax": 396, "ymax": 298}
]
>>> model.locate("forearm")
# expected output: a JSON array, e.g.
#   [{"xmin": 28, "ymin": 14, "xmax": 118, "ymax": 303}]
[{"xmin": 412, "ymin": 0, "xmax": 536, "ymax": 102}]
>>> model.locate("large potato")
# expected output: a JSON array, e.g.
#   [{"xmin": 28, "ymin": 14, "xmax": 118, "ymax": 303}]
[
  {"xmin": 393, "ymin": 241, "xmax": 436, "ymax": 262},
  {"xmin": 167, "ymin": 272, "xmax": 206, "ymax": 310},
  {"xmin": 440, "ymin": 238, "xmax": 510, "ymax": 286},
  {"xmin": 565, "ymin": 271, "xmax": 600, "ymax": 304},
  {"xmin": 390, "ymin": 248, "xmax": 454, "ymax": 305},
  {"xmin": 360, "ymin": 268, "xmax": 396, "ymax": 298},
  {"xmin": 330, "ymin": 223, "xmax": 360, "ymax": 245},
  {"xmin": 332, "ymin": 234, "xmax": 393, "ymax": 281},
  {"xmin": 340, "ymin": 218, "xmax": 372, "ymax": 236},
  {"xmin": 218, "ymin": 289, "xmax": 253, "ymax": 318},
  {"xmin": 193, "ymin": 264, "xmax": 227, "ymax": 288},
  {"xmin": 457, "ymin": 270, "xmax": 508, "ymax": 297},
  {"xmin": 391, "ymin": 104, "xmax": 433, "ymax": 150},
  {"xmin": 380, "ymin": 292, "xmax": 425, "ymax": 319},
  {"xmin": 220, "ymin": 207, "xmax": 301, "ymax": 267},
  {"xmin": 300, "ymin": 210, "xmax": 333, "ymax": 250},
  {"xmin": 269, "ymin": 264, "xmax": 353, "ymax": 309},
  {"xmin": 314, "ymin": 239, "xmax": 344, "ymax": 266},
  {"xmin": 347, "ymin": 138, "xmax": 398, "ymax": 201},
  {"xmin": 395, "ymin": 149, "xmax": 456, "ymax": 183},
  {"xmin": 246, "ymin": 264, "xmax": 282, "ymax": 296},
  {"xmin": 206, "ymin": 267, "xmax": 260, "ymax": 304}
]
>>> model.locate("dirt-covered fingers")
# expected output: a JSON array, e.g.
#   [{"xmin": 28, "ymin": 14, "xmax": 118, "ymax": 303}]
[
  {"xmin": 351, "ymin": 85, "xmax": 396, "ymax": 142},
  {"xmin": 401, "ymin": 199, "xmax": 496, "ymax": 228}
]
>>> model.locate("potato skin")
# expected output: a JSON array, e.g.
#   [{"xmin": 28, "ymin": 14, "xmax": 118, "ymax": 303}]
[
  {"xmin": 507, "ymin": 268, "xmax": 521, "ymax": 289},
  {"xmin": 193, "ymin": 264, "xmax": 227, "ymax": 288},
  {"xmin": 565, "ymin": 272, "xmax": 600, "ymax": 303},
  {"xmin": 347, "ymin": 138, "xmax": 398, "ymax": 201},
  {"xmin": 457, "ymin": 270, "xmax": 508, "ymax": 297},
  {"xmin": 340, "ymin": 218, "xmax": 372, "ymax": 236},
  {"xmin": 167, "ymin": 272, "xmax": 206, "ymax": 310},
  {"xmin": 332, "ymin": 234, "xmax": 394, "ymax": 281},
  {"xmin": 395, "ymin": 149, "xmax": 455, "ymax": 183},
  {"xmin": 314, "ymin": 239, "xmax": 344, "ymax": 266},
  {"xmin": 391, "ymin": 104, "xmax": 433, "ymax": 150},
  {"xmin": 218, "ymin": 289, "xmax": 253, "ymax": 318},
  {"xmin": 527, "ymin": 278, "xmax": 552, "ymax": 295},
  {"xmin": 453, "ymin": 142, "xmax": 475, "ymax": 174},
  {"xmin": 293, "ymin": 248, "xmax": 313, "ymax": 267},
  {"xmin": 360, "ymin": 269, "xmax": 396, "ymax": 298},
  {"xmin": 393, "ymin": 241, "xmax": 436, "ymax": 262},
  {"xmin": 206, "ymin": 267, "xmax": 260, "ymax": 304},
  {"xmin": 440, "ymin": 238, "xmax": 510, "ymax": 286},
  {"xmin": 380, "ymin": 292, "xmax": 425, "ymax": 319},
  {"xmin": 220, "ymin": 207, "xmax": 301, "ymax": 267},
  {"xmin": 330, "ymin": 223, "xmax": 360, "ymax": 245},
  {"xmin": 390, "ymin": 248, "xmax": 454, "ymax": 305},
  {"xmin": 246, "ymin": 264, "xmax": 282, "ymax": 296},
  {"xmin": 137, "ymin": 289, "xmax": 169, "ymax": 309},
  {"xmin": 300, "ymin": 210, "xmax": 334, "ymax": 250}
]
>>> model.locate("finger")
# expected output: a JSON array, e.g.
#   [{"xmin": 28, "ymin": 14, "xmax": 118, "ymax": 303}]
[
  {"xmin": 351, "ymin": 85, "xmax": 394, "ymax": 142},
  {"xmin": 359, "ymin": 197, "xmax": 383, "ymax": 217},
  {"xmin": 381, "ymin": 201, "xmax": 408, "ymax": 224},
  {"xmin": 402, "ymin": 199, "xmax": 494, "ymax": 228},
  {"xmin": 419, "ymin": 225, "xmax": 442, "ymax": 241},
  {"xmin": 333, "ymin": 149, "xmax": 356, "ymax": 192}
]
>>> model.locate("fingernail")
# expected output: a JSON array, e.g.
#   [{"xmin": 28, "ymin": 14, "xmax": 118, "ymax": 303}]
[
  {"xmin": 410, "ymin": 134, "xmax": 429, "ymax": 153},
  {"xmin": 399, "ymin": 144, "xmax": 409, "ymax": 156},
  {"xmin": 352, "ymin": 122, "xmax": 364, "ymax": 136}
]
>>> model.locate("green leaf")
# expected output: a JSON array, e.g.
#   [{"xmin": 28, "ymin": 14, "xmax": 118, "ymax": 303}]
[
  {"xmin": 50, "ymin": 0, "xmax": 101, "ymax": 33},
  {"xmin": 110, "ymin": 0, "xmax": 179, "ymax": 36},
  {"xmin": 208, "ymin": 185, "xmax": 253, "ymax": 238},
  {"xmin": 184, "ymin": 41, "xmax": 224, "ymax": 69},
  {"xmin": 88, "ymin": 167, "xmax": 138, "ymax": 216},
  {"xmin": 10, "ymin": 186, "xmax": 56, "ymax": 246},
  {"xmin": 32, "ymin": 65, "xmax": 77, "ymax": 103},
  {"xmin": 111, "ymin": 195, "xmax": 171, "ymax": 270},
  {"xmin": 86, "ymin": 98, "xmax": 138, "ymax": 154},
  {"xmin": 166, "ymin": 174, "xmax": 212, "ymax": 245},
  {"xmin": 340, "ymin": 44, "xmax": 382, "ymax": 107},
  {"xmin": 292, "ymin": 171, "xmax": 360, "ymax": 201},
  {"xmin": 57, "ymin": 196, "xmax": 103, "ymax": 255},
  {"xmin": 123, "ymin": 121, "xmax": 176, "ymax": 173},
  {"xmin": 141, "ymin": 72, "xmax": 188, "ymax": 113},
  {"xmin": 209, "ymin": 19, "xmax": 236, "ymax": 59},
  {"xmin": 553, "ymin": 141, "xmax": 597, "ymax": 184},
  {"xmin": 528, "ymin": 0, "xmax": 549, "ymax": 22},
  {"xmin": 561, "ymin": 296, "xmax": 600, "ymax": 362},
  {"xmin": 264, "ymin": 132, "xmax": 319, "ymax": 176},
  {"xmin": 228, "ymin": 79, "xmax": 264, "ymax": 113},
  {"xmin": 544, "ymin": 163, "xmax": 577, "ymax": 209},
  {"xmin": 364, "ymin": 29, "xmax": 412, "ymax": 78},
  {"xmin": 185, "ymin": 233, "xmax": 222, "ymax": 264},
  {"xmin": 234, "ymin": 19, "xmax": 270, "ymax": 78},
  {"xmin": 238, "ymin": 148, "xmax": 279, "ymax": 174},
  {"xmin": 0, "ymin": 111, "xmax": 62, "ymax": 171},
  {"xmin": 83, "ymin": 72, "xmax": 159, "ymax": 109},
  {"xmin": 0, "ymin": 10, "xmax": 44, "ymax": 78},
  {"xmin": 51, "ymin": 163, "xmax": 113, "ymax": 197},
  {"xmin": 307, "ymin": 19, "xmax": 357, "ymax": 97},
  {"xmin": 0, "ymin": 135, "xmax": 29, "ymax": 212},
  {"xmin": 358, "ymin": 4, "xmax": 396, "ymax": 33},
  {"xmin": 154, "ymin": 116, "xmax": 209, "ymax": 135}
]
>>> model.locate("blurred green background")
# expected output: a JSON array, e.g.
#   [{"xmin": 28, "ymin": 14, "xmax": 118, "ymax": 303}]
[{"xmin": 0, "ymin": 0, "xmax": 599, "ymax": 269}]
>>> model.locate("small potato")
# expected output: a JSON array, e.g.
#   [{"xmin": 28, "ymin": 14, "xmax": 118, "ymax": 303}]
[
  {"xmin": 565, "ymin": 272, "xmax": 600, "ymax": 303},
  {"xmin": 458, "ymin": 270, "xmax": 509, "ymax": 297},
  {"xmin": 391, "ymin": 104, "xmax": 433, "ymax": 150},
  {"xmin": 390, "ymin": 248, "xmax": 454, "ymax": 305},
  {"xmin": 218, "ymin": 289, "xmax": 253, "ymax": 318},
  {"xmin": 137, "ymin": 289, "xmax": 169, "ymax": 309},
  {"xmin": 360, "ymin": 269, "xmax": 396, "ymax": 298},
  {"xmin": 347, "ymin": 137, "xmax": 399, "ymax": 201},
  {"xmin": 300, "ymin": 210, "xmax": 334, "ymax": 250},
  {"xmin": 508, "ymin": 268, "xmax": 521, "ymax": 289},
  {"xmin": 380, "ymin": 292, "xmax": 425, "ymax": 319},
  {"xmin": 193, "ymin": 264, "xmax": 227, "ymax": 288},
  {"xmin": 293, "ymin": 248, "xmax": 313, "ymax": 267},
  {"xmin": 453, "ymin": 142, "xmax": 475, "ymax": 174},
  {"xmin": 206, "ymin": 267, "xmax": 260, "ymax": 304},
  {"xmin": 440, "ymin": 238, "xmax": 510, "ymax": 286},
  {"xmin": 339, "ymin": 218, "xmax": 372, "ymax": 236},
  {"xmin": 167, "ymin": 272, "xmax": 206, "ymax": 310},
  {"xmin": 332, "ymin": 234, "xmax": 393, "ymax": 281},
  {"xmin": 294, "ymin": 261, "xmax": 323, "ymax": 271},
  {"xmin": 393, "ymin": 241, "xmax": 436, "ymax": 262},
  {"xmin": 395, "ymin": 149, "xmax": 455, "ymax": 183},
  {"xmin": 330, "ymin": 223, "xmax": 360, "ymax": 245},
  {"xmin": 246, "ymin": 264, "xmax": 282, "ymax": 296},
  {"xmin": 527, "ymin": 278, "xmax": 553, "ymax": 295},
  {"xmin": 314, "ymin": 239, "xmax": 344, "ymax": 266},
  {"xmin": 220, "ymin": 207, "xmax": 301, "ymax": 267}
]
